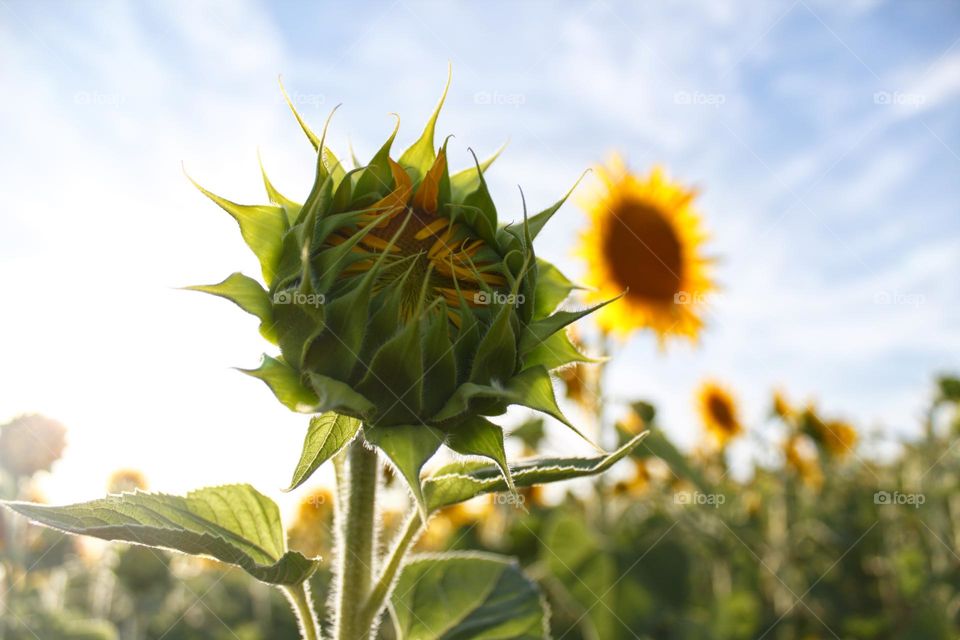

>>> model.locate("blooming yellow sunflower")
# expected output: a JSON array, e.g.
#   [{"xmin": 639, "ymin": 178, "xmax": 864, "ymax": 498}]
[
  {"xmin": 578, "ymin": 156, "xmax": 715, "ymax": 343},
  {"xmin": 696, "ymin": 380, "xmax": 743, "ymax": 446}
]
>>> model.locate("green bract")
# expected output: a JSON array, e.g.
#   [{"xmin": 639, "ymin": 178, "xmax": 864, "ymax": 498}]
[{"xmin": 188, "ymin": 75, "xmax": 610, "ymax": 508}]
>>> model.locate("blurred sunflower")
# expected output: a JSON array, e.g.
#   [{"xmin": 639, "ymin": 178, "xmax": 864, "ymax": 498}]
[
  {"xmin": 557, "ymin": 327, "xmax": 598, "ymax": 413},
  {"xmin": 107, "ymin": 468, "xmax": 148, "ymax": 493},
  {"xmin": 799, "ymin": 405, "xmax": 858, "ymax": 458},
  {"xmin": 784, "ymin": 435, "xmax": 823, "ymax": 489},
  {"xmin": 0, "ymin": 414, "xmax": 67, "ymax": 478},
  {"xmin": 578, "ymin": 156, "xmax": 715, "ymax": 343},
  {"xmin": 820, "ymin": 420, "xmax": 858, "ymax": 458},
  {"xmin": 697, "ymin": 381, "xmax": 743, "ymax": 447},
  {"xmin": 771, "ymin": 388, "xmax": 793, "ymax": 420},
  {"xmin": 287, "ymin": 487, "xmax": 334, "ymax": 559}
]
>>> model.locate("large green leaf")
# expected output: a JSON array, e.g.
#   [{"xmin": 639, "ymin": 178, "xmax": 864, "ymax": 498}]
[
  {"xmin": 390, "ymin": 552, "xmax": 547, "ymax": 640},
  {"xmin": 286, "ymin": 412, "xmax": 362, "ymax": 491},
  {"xmin": 4, "ymin": 485, "xmax": 318, "ymax": 586},
  {"xmin": 423, "ymin": 433, "xmax": 647, "ymax": 512},
  {"xmin": 541, "ymin": 510, "xmax": 616, "ymax": 639}
]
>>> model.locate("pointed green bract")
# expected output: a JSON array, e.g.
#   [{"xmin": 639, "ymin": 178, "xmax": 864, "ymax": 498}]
[
  {"xmin": 450, "ymin": 141, "xmax": 507, "ymax": 200},
  {"xmin": 398, "ymin": 66, "xmax": 450, "ymax": 181},
  {"xmin": 239, "ymin": 355, "xmax": 318, "ymax": 413},
  {"xmin": 286, "ymin": 412, "xmax": 362, "ymax": 491},
  {"xmin": 185, "ymin": 272, "xmax": 273, "ymax": 329},
  {"xmin": 523, "ymin": 170, "xmax": 588, "ymax": 241},
  {"xmin": 364, "ymin": 423, "xmax": 444, "ymax": 518},
  {"xmin": 189, "ymin": 177, "xmax": 288, "ymax": 284},
  {"xmin": 3, "ymin": 485, "xmax": 318, "ymax": 586},
  {"xmin": 445, "ymin": 416, "xmax": 516, "ymax": 496}
]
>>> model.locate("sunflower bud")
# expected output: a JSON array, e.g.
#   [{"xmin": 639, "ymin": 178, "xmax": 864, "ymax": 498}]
[{"xmin": 188, "ymin": 75, "xmax": 606, "ymax": 504}]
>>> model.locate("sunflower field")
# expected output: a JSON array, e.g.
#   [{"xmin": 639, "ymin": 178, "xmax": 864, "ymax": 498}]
[{"xmin": 3, "ymin": 2, "xmax": 959, "ymax": 639}]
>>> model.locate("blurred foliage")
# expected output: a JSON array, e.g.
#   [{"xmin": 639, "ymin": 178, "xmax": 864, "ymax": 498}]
[{"xmin": 3, "ymin": 375, "xmax": 960, "ymax": 639}]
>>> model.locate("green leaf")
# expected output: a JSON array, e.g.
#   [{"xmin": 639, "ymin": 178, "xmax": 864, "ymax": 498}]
[
  {"xmin": 185, "ymin": 272, "xmax": 275, "ymax": 342},
  {"xmin": 469, "ymin": 304, "xmax": 517, "ymax": 384},
  {"xmin": 188, "ymin": 176, "xmax": 288, "ymax": 285},
  {"xmin": 541, "ymin": 510, "xmax": 616, "ymax": 638},
  {"xmin": 364, "ymin": 423, "xmax": 445, "ymax": 518},
  {"xmin": 286, "ymin": 413, "xmax": 362, "ymax": 491},
  {"xmin": 445, "ymin": 416, "xmax": 516, "ymax": 497},
  {"xmin": 239, "ymin": 355, "xmax": 318, "ymax": 413},
  {"xmin": 423, "ymin": 433, "xmax": 647, "ymax": 512},
  {"xmin": 390, "ymin": 552, "xmax": 547, "ymax": 640},
  {"xmin": 4, "ymin": 485, "xmax": 318, "ymax": 586},
  {"xmin": 398, "ymin": 66, "xmax": 450, "ymax": 182}
]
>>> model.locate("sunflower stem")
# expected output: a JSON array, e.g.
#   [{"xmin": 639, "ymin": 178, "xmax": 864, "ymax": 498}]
[
  {"xmin": 358, "ymin": 509, "xmax": 424, "ymax": 632},
  {"xmin": 283, "ymin": 582, "xmax": 320, "ymax": 640},
  {"xmin": 334, "ymin": 438, "xmax": 380, "ymax": 640}
]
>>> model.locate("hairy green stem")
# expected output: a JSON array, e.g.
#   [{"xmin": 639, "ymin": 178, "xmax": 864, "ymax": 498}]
[
  {"xmin": 284, "ymin": 583, "xmax": 320, "ymax": 640},
  {"xmin": 358, "ymin": 509, "xmax": 424, "ymax": 632},
  {"xmin": 335, "ymin": 438, "xmax": 380, "ymax": 640}
]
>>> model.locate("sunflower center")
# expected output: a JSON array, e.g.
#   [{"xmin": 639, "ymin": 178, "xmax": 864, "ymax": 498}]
[
  {"xmin": 602, "ymin": 199, "xmax": 683, "ymax": 303},
  {"xmin": 707, "ymin": 395, "xmax": 737, "ymax": 433}
]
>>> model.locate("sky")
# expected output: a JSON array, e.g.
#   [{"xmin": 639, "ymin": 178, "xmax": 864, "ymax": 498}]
[{"xmin": 1, "ymin": 0, "xmax": 958, "ymax": 508}]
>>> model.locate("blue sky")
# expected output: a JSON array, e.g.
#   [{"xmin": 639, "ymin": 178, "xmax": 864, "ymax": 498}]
[{"xmin": 1, "ymin": 0, "xmax": 958, "ymax": 503}]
